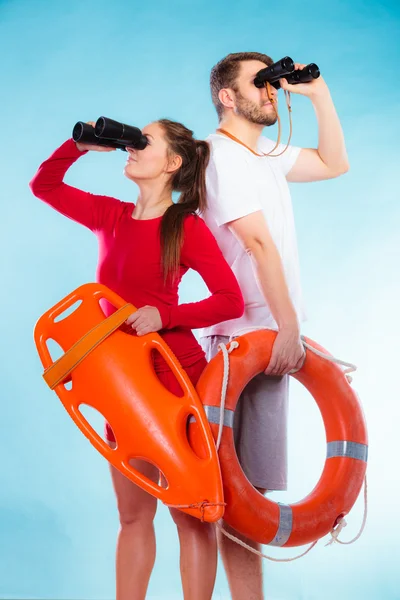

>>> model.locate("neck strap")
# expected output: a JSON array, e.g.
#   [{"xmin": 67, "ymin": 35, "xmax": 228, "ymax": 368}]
[{"xmin": 216, "ymin": 128, "xmax": 267, "ymax": 157}]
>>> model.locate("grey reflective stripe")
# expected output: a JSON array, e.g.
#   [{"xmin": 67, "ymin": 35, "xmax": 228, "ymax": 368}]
[
  {"xmin": 188, "ymin": 405, "xmax": 235, "ymax": 428},
  {"xmin": 327, "ymin": 441, "xmax": 368, "ymax": 462},
  {"xmin": 268, "ymin": 504, "xmax": 293, "ymax": 547}
]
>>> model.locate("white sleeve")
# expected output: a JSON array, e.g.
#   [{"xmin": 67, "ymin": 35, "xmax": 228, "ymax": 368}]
[
  {"xmin": 277, "ymin": 143, "xmax": 301, "ymax": 176},
  {"xmin": 259, "ymin": 137, "xmax": 301, "ymax": 176},
  {"xmin": 206, "ymin": 147, "xmax": 262, "ymax": 227}
]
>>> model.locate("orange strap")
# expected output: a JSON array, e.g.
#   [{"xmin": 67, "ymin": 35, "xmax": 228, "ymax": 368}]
[
  {"xmin": 216, "ymin": 128, "xmax": 266, "ymax": 157},
  {"xmin": 43, "ymin": 303, "xmax": 135, "ymax": 390}
]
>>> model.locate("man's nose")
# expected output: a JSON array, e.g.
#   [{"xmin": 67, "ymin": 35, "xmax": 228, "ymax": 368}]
[
  {"xmin": 268, "ymin": 85, "xmax": 278, "ymax": 96},
  {"xmin": 262, "ymin": 87, "xmax": 277, "ymax": 100},
  {"xmin": 264, "ymin": 85, "xmax": 278, "ymax": 100}
]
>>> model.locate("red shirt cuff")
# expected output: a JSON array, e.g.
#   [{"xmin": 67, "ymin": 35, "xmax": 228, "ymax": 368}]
[{"xmin": 158, "ymin": 304, "xmax": 171, "ymax": 329}]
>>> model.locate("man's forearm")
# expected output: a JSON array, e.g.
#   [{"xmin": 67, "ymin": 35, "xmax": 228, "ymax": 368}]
[
  {"xmin": 311, "ymin": 89, "xmax": 349, "ymax": 174},
  {"xmin": 248, "ymin": 240, "xmax": 299, "ymax": 331}
]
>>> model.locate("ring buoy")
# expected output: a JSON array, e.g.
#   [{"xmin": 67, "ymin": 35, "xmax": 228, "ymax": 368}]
[
  {"xmin": 34, "ymin": 283, "xmax": 224, "ymax": 523},
  {"xmin": 193, "ymin": 330, "xmax": 368, "ymax": 546}
]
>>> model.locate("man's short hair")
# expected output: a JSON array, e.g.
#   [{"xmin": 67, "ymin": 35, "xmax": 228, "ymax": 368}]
[{"xmin": 210, "ymin": 52, "xmax": 273, "ymax": 121}]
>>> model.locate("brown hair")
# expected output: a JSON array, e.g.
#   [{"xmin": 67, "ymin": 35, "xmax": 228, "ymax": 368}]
[
  {"xmin": 157, "ymin": 119, "xmax": 210, "ymax": 282},
  {"xmin": 210, "ymin": 52, "xmax": 274, "ymax": 120}
]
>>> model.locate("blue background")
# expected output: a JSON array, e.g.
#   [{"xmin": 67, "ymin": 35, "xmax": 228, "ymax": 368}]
[{"xmin": 1, "ymin": 0, "xmax": 399, "ymax": 598}]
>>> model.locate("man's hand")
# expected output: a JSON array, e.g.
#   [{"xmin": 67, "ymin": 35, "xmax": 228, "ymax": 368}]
[
  {"xmin": 264, "ymin": 326, "xmax": 305, "ymax": 376},
  {"xmin": 125, "ymin": 306, "xmax": 162, "ymax": 336},
  {"xmin": 279, "ymin": 63, "xmax": 329, "ymax": 99}
]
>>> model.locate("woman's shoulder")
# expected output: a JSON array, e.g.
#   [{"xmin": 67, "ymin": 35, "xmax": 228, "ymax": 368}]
[
  {"xmin": 180, "ymin": 212, "xmax": 227, "ymax": 267},
  {"xmin": 182, "ymin": 213, "xmax": 215, "ymax": 246},
  {"xmin": 119, "ymin": 199, "xmax": 135, "ymax": 214},
  {"xmin": 183, "ymin": 212, "xmax": 207, "ymax": 231}
]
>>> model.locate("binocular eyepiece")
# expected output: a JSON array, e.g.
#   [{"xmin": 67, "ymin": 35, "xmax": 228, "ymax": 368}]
[
  {"xmin": 72, "ymin": 117, "xmax": 148, "ymax": 151},
  {"xmin": 254, "ymin": 56, "xmax": 320, "ymax": 89}
]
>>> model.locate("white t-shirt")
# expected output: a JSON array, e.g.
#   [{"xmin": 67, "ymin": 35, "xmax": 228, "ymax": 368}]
[{"xmin": 200, "ymin": 132, "xmax": 306, "ymax": 338}]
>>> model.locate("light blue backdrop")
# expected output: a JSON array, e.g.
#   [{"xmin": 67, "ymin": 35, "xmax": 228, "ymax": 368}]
[{"xmin": 1, "ymin": 0, "xmax": 399, "ymax": 598}]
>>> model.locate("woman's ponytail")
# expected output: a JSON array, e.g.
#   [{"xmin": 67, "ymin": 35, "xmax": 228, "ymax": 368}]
[{"xmin": 158, "ymin": 120, "xmax": 210, "ymax": 283}]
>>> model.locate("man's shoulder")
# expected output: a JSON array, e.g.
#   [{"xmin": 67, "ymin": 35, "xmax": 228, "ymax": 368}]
[
  {"xmin": 206, "ymin": 134, "xmax": 251, "ymax": 174},
  {"xmin": 206, "ymin": 133, "xmax": 247, "ymax": 156},
  {"xmin": 258, "ymin": 135, "xmax": 281, "ymax": 152},
  {"xmin": 258, "ymin": 136, "xmax": 302, "ymax": 168}
]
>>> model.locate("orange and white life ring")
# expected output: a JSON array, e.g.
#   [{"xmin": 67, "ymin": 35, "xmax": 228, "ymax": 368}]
[{"xmin": 194, "ymin": 330, "xmax": 368, "ymax": 547}]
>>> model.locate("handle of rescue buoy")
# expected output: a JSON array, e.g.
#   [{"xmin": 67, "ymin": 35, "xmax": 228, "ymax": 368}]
[
  {"xmin": 92, "ymin": 283, "xmax": 132, "ymax": 311},
  {"xmin": 34, "ymin": 285, "xmax": 89, "ymax": 370},
  {"xmin": 69, "ymin": 403, "xmax": 168, "ymax": 498},
  {"xmin": 150, "ymin": 337, "xmax": 194, "ymax": 396},
  {"xmin": 70, "ymin": 402, "xmax": 117, "ymax": 456},
  {"xmin": 149, "ymin": 337, "xmax": 215, "ymax": 462},
  {"xmin": 119, "ymin": 460, "xmax": 167, "ymax": 497}
]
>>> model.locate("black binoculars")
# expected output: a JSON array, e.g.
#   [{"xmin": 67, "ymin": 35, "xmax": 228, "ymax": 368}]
[
  {"xmin": 254, "ymin": 56, "xmax": 320, "ymax": 89},
  {"xmin": 72, "ymin": 117, "xmax": 149, "ymax": 151}
]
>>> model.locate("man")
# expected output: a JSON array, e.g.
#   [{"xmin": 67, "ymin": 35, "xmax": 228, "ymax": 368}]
[{"xmin": 200, "ymin": 52, "xmax": 349, "ymax": 599}]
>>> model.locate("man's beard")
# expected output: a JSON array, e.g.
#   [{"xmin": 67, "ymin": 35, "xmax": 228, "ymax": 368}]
[{"xmin": 234, "ymin": 92, "xmax": 278, "ymax": 126}]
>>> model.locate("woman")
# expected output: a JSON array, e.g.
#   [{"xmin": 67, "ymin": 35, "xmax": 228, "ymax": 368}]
[{"xmin": 29, "ymin": 118, "xmax": 244, "ymax": 600}]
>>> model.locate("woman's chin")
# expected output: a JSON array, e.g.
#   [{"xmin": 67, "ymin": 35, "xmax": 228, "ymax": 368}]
[{"xmin": 123, "ymin": 166, "xmax": 136, "ymax": 181}]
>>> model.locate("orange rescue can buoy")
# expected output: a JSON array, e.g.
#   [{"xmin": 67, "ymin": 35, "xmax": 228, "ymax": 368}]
[
  {"xmin": 34, "ymin": 283, "xmax": 224, "ymax": 523},
  {"xmin": 193, "ymin": 330, "xmax": 368, "ymax": 545}
]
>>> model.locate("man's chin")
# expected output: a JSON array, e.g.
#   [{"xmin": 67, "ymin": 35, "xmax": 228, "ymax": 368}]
[
  {"xmin": 253, "ymin": 107, "xmax": 277, "ymax": 127},
  {"xmin": 257, "ymin": 117, "xmax": 278, "ymax": 127}
]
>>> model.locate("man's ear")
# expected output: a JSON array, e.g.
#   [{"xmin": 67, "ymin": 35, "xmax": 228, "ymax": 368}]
[{"xmin": 218, "ymin": 88, "xmax": 235, "ymax": 110}]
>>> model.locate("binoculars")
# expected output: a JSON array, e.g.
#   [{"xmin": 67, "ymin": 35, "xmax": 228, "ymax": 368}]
[
  {"xmin": 72, "ymin": 117, "xmax": 148, "ymax": 151},
  {"xmin": 254, "ymin": 56, "xmax": 320, "ymax": 89}
]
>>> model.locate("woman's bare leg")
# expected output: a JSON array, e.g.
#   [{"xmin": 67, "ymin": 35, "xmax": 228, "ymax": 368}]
[
  {"xmin": 108, "ymin": 441, "xmax": 159, "ymax": 600},
  {"xmin": 169, "ymin": 507, "xmax": 217, "ymax": 600}
]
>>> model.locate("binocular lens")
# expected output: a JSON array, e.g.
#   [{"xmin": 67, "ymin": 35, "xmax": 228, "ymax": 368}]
[
  {"xmin": 305, "ymin": 63, "xmax": 320, "ymax": 78},
  {"xmin": 72, "ymin": 122, "xmax": 85, "ymax": 142},
  {"xmin": 281, "ymin": 56, "xmax": 295, "ymax": 72},
  {"xmin": 95, "ymin": 116, "xmax": 119, "ymax": 138}
]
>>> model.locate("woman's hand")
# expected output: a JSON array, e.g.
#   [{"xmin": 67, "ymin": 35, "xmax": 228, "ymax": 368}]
[
  {"xmin": 125, "ymin": 306, "xmax": 163, "ymax": 336},
  {"xmin": 75, "ymin": 121, "xmax": 116, "ymax": 153}
]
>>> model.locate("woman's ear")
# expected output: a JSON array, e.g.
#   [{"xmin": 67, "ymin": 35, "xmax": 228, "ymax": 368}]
[{"xmin": 166, "ymin": 153, "xmax": 183, "ymax": 174}]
